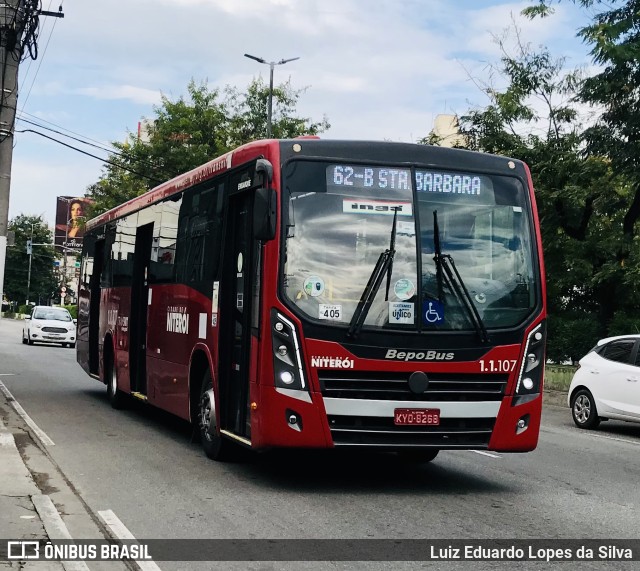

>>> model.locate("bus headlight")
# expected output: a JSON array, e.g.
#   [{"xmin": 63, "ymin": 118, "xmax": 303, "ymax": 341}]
[
  {"xmin": 271, "ymin": 310, "xmax": 307, "ymax": 391},
  {"xmin": 514, "ymin": 321, "xmax": 546, "ymax": 402}
]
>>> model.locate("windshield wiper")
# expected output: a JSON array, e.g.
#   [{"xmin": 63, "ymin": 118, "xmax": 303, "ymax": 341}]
[
  {"xmin": 432, "ymin": 210, "xmax": 490, "ymax": 343},
  {"xmin": 347, "ymin": 210, "xmax": 398, "ymax": 339}
]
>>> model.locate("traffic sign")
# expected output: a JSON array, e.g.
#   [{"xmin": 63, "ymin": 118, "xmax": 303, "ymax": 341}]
[
  {"xmin": 60, "ymin": 292, "xmax": 66, "ymax": 299},
  {"xmin": 61, "ymin": 287, "xmax": 67, "ymax": 292}
]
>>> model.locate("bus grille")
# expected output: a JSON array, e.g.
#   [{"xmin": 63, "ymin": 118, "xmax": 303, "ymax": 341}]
[
  {"xmin": 327, "ymin": 416, "xmax": 495, "ymax": 448},
  {"xmin": 318, "ymin": 370, "xmax": 508, "ymax": 402}
]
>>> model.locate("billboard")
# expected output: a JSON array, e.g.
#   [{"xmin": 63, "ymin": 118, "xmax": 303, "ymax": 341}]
[{"xmin": 54, "ymin": 196, "xmax": 93, "ymax": 252}]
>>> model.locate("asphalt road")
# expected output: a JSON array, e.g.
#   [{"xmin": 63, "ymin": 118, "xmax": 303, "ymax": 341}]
[{"xmin": 1, "ymin": 317, "xmax": 639, "ymax": 570}]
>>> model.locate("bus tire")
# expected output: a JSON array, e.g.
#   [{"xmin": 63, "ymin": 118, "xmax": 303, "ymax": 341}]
[
  {"xmin": 397, "ymin": 449, "xmax": 439, "ymax": 463},
  {"xmin": 106, "ymin": 352, "xmax": 126, "ymax": 410},
  {"xmin": 199, "ymin": 370, "xmax": 236, "ymax": 461}
]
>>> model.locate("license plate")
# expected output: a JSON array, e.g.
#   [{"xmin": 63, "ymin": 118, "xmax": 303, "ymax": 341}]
[{"xmin": 394, "ymin": 408, "xmax": 440, "ymax": 426}]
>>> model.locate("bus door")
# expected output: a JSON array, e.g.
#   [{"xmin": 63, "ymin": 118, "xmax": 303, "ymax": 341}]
[
  {"xmin": 129, "ymin": 222, "xmax": 154, "ymax": 396},
  {"xmin": 218, "ymin": 190, "xmax": 257, "ymax": 440},
  {"xmin": 89, "ymin": 238, "xmax": 105, "ymax": 376}
]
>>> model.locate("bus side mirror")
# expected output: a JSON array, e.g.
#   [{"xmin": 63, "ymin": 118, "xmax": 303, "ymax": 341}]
[{"xmin": 254, "ymin": 187, "xmax": 277, "ymax": 242}]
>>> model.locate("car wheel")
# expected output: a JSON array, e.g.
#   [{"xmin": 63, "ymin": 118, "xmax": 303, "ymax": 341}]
[
  {"xmin": 22, "ymin": 333, "xmax": 27, "ymax": 345},
  {"xmin": 70, "ymin": 343, "xmax": 76, "ymax": 349},
  {"xmin": 28, "ymin": 334, "xmax": 34, "ymax": 346},
  {"xmin": 397, "ymin": 449, "xmax": 439, "ymax": 463},
  {"xmin": 106, "ymin": 353, "xmax": 126, "ymax": 409},
  {"xmin": 199, "ymin": 369, "xmax": 238, "ymax": 461},
  {"xmin": 571, "ymin": 389, "xmax": 600, "ymax": 429}
]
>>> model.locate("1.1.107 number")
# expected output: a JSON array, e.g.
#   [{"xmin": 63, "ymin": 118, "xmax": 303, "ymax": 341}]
[{"xmin": 479, "ymin": 359, "xmax": 517, "ymax": 372}]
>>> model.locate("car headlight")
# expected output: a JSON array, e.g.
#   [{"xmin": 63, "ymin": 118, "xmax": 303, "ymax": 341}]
[{"xmin": 34, "ymin": 323, "xmax": 42, "ymax": 329}]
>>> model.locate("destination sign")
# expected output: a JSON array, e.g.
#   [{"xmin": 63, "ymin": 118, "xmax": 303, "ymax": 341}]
[
  {"xmin": 415, "ymin": 170, "xmax": 493, "ymax": 196},
  {"xmin": 327, "ymin": 165, "xmax": 412, "ymax": 191},
  {"xmin": 327, "ymin": 165, "xmax": 494, "ymax": 198}
]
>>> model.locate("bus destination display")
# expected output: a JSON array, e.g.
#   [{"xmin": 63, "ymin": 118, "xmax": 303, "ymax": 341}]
[
  {"xmin": 327, "ymin": 165, "xmax": 412, "ymax": 191},
  {"xmin": 327, "ymin": 165, "xmax": 494, "ymax": 197}
]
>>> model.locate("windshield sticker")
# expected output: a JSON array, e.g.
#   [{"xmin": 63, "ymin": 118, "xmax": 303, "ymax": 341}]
[
  {"xmin": 389, "ymin": 302, "xmax": 414, "ymax": 324},
  {"xmin": 423, "ymin": 300, "xmax": 444, "ymax": 325},
  {"xmin": 304, "ymin": 276, "xmax": 325, "ymax": 297},
  {"xmin": 319, "ymin": 304, "xmax": 342, "ymax": 320},
  {"xmin": 394, "ymin": 279, "xmax": 416, "ymax": 300},
  {"xmin": 343, "ymin": 200, "xmax": 413, "ymax": 216},
  {"xmin": 397, "ymin": 221, "xmax": 415, "ymax": 236}
]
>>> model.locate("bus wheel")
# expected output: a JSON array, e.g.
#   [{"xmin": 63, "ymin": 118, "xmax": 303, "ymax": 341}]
[
  {"xmin": 106, "ymin": 353, "xmax": 126, "ymax": 409},
  {"xmin": 397, "ymin": 449, "xmax": 439, "ymax": 463},
  {"xmin": 199, "ymin": 370, "xmax": 236, "ymax": 461}
]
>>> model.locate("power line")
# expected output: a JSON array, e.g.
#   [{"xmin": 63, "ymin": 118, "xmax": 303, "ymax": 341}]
[
  {"xmin": 18, "ymin": 117, "xmax": 172, "ymax": 177},
  {"xmin": 16, "ymin": 128, "xmax": 164, "ymax": 184}
]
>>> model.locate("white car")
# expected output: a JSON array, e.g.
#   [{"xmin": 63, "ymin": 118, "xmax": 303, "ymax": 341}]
[
  {"xmin": 22, "ymin": 306, "xmax": 77, "ymax": 348},
  {"xmin": 568, "ymin": 334, "xmax": 640, "ymax": 429}
]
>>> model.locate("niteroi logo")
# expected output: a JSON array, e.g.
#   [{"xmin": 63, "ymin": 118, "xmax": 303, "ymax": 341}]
[
  {"xmin": 167, "ymin": 306, "xmax": 189, "ymax": 334},
  {"xmin": 385, "ymin": 349, "xmax": 454, "ymax": 361},
  {"xmin": 311, "ymin": 356, "xmax": 355, "ymax": 369}
]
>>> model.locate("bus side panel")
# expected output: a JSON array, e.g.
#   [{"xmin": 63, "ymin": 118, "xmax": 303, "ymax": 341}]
[{"xmin": 146, "ymin": 284, "xmax": 214, "ymax": 420}]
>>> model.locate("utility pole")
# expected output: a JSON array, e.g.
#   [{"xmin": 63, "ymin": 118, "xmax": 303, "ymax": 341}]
[{"xmin": 0, "ymin": 2, "xmax": 64, "ymax": 317}]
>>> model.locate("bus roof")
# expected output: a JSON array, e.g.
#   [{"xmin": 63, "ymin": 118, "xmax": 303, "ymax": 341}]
[{"xmin": 86, "ymin": 138, "xmax": 528, "ymax": 232}]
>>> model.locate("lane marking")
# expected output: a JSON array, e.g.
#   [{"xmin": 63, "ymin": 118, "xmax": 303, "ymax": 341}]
[
  {"xmin": 98, "ymin": 510, "xmax": 162, "ymax": 571},
  {"xmin": 0, "ymin": 373, "xmax": 15, "ymax": 376},
  {"xmin": 541, "ymin": 425, "xmax": 640, "ymax": 447},
  {"xmin": 32, "ymin": 494, "xmax": 90, "ymax": 571},
  {"xmin": 470, "ymin": 450, "xmax": 501, "ymax": 458},
  {"xmin": 0, "ymin": 380, "xmax": 55, "ymax": 446}
]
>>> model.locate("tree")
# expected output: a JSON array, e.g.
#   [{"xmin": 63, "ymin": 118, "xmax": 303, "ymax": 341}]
[
  {"xmin": 87, "ymin": 78, "xmax": 330, "ymax": 214},
  {"xmin": 436, "ymin": 31, "xmax": 640, "ymax": 361},
  {"xmin": 4, "ymin": 215, "xmax": 58, "ymax": 305},
  {"xmin": 525, "ymin": 1, "xmax": 640, "ymax": 250}
]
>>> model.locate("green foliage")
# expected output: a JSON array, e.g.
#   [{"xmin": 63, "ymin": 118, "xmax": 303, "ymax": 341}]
[
  {"xmin": 18, "ymin": 304, "xmax": 31, "ymax": 315},
  {"xmin": 63, "ymin": 304, "xmax": 78, "ymax": 319},
  {"xmin": 4, "ymin": 216, "xmax": 58, "ymax": 305},
  {"xmin": 87, "ymin": 78, "xmax": 330, "ymax": 215},
  {"xmin": 447, "ymin": 26, "xmax": 640, "ymax": 360},
  {"xmin": 547, "ymin": 314, "xmax": 600, "ymax": 363}
]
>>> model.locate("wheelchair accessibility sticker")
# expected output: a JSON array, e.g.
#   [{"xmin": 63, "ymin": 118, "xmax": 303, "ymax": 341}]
[{"xmin": 423, "ymin": 300, "xmax": 444, "ymax": 324}]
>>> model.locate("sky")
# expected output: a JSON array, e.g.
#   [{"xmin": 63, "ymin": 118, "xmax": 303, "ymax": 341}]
[{"xmin": 8, "ymin": 0, "xmax": 594, "ymax": 228}]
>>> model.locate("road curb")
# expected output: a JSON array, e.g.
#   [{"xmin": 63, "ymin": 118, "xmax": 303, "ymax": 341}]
[
  {"xmin": 543, "ymin": 389, "xmax": 568, "ymax": 408},
  {"xmin": 0, "ymin": 388, "xmax": 129, "ymax": 571}
]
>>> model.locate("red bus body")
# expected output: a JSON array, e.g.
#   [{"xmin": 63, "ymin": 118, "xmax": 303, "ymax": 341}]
[{"xmin": 77, "ymin": 139, "xmax": 546, "ymax": 458}]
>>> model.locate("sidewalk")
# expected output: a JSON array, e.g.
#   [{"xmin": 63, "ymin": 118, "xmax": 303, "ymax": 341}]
[
  {"xmin": 0, "ymin": 387, "xmax": 129, "ymax": 571},
  {"xmin": 0, "ymin": 418, "xmax": 65, "ymax": 570}
]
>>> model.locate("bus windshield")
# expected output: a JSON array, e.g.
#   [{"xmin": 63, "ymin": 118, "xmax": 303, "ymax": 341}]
[{"xmin": 283, "ymin": 160, "xmax": 538, "ymax": 332}]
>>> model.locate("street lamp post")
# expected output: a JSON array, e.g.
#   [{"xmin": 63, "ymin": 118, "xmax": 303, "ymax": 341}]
[{"xmin": 244, "ymin": 53, "xmax": 300, "ymax": 138}]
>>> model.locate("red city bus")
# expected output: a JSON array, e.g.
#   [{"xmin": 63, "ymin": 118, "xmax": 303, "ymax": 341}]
[{"xmin": 77, "ymin": 138, "xmax": 546, "ymax": 462}]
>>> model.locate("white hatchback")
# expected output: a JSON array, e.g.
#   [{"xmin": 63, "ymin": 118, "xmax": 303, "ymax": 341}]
[
  {"xmin": 568, "ymin": 334, "xmax": 640, "ymax": 429},
  {"xmin": 22, "ymin": 306, "xmax": 77, "ymax": 348}
]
